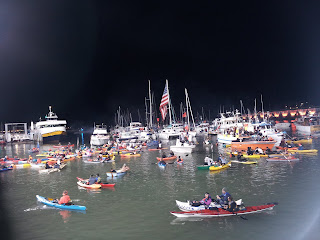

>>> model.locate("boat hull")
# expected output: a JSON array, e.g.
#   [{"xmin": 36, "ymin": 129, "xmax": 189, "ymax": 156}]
[
  {"xmin": 231, "ymin": 141, "xmax": 276, "ymax": 151},
  {"xmin": 266, "ymin": 157, "xmax": 299, "ymax": 162},
  {"xmin": 209, "ymin": 162, "xmax": 231, "ymax": 171}
]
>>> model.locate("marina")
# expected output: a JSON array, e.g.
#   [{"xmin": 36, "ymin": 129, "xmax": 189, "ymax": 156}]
[{"xmin": 1, "ymin": 1, "xmax": 320, "ymax": 239}]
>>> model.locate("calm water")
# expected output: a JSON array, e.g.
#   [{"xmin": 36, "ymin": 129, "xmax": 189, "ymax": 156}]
[{"xmin": 1, "ymin": 133, "xmax": 320, "ymax": 240}]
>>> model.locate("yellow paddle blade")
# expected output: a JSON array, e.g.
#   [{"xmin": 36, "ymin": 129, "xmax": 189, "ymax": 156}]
[{"xmin": 47, "ymin": 197, "xmax": 54, "ymax": 201}]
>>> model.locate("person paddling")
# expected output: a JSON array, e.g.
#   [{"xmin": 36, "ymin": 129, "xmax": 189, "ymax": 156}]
[
  {"xmin": 95, "ymin": 173, "xmax": 101, "ymax": 183},
  {"xmin": 56, "ymin": 190, "xmax": 71, "ymax": 205},
  {"xmin": 216, "ymin": 187, "xmax": 231, "ymax": 205},
  {"xmin": 224, "ymin": 196, "xmax": 237, "ymax": 212},
  {"xmin": 192, "ymin": 192, "xmax": 212, "ymax": 207},
  {"xmin": 177, "ymin": 156, "xmax": 183, "ymax": 163},
  {"xmin": 88, "ymin": 175, "xmax": 96, "ymax": 185}
]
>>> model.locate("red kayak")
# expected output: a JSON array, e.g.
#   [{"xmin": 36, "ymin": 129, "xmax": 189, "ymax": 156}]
[
  {"xmin": 76, "ymin": 177, "xmax": 115, "ymax": 188},
  {"xmin": 171, "ymin": 203, "xmax": 277, "ymax": 218},
  {"xmin": 53, "ymin": 144, "xmax": 74, "ymax": 148},
  {"xmin": 156, "ymin": 156, "xmax": 177, "ymax": 161}
]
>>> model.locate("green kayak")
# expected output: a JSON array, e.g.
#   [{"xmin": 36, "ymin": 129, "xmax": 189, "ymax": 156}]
[{"xmin": 197, "ymin": 165, "xmax": 210, "ymax": 170}]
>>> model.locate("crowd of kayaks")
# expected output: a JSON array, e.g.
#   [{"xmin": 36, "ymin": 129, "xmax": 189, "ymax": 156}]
[{"xmin": 2, "ymin": 135, "xmax": 316, "ymax": 217}]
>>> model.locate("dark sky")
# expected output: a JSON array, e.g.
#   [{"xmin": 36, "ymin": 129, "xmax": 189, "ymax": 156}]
[{"xmin": 1, "ymin": 1, "xmax": 320, "ymax": 127}]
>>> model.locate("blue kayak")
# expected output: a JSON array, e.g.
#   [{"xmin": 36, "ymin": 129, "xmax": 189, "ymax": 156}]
[
  {"xmin": 0, "ymin": 166, "xmax": 13, "ymax": 172},
  {"xmin": 158, "ymin": 162, "xmax": 166, "ymax": 167},
  {"xmin": 36, "ymin": 195, "xmax": 86, "ymax": 211}
]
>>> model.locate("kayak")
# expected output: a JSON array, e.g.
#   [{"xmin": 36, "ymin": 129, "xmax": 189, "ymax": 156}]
[
  {"xmin": 77, "ymin": 177, "xmax": 115, "ymax": 188},
  {"xmin": 36, "ymin": 195, "xmax": 86, "ymax": 211},
  {"xmin": 77, "ymin": 180, "xmax": 101, "ymax": 189},
  {"xmin": 170, "ymin": 203, "xmax": 276, "ymax": 218},
  {"xmin": 30, "ymin": 163, "xmax": 45, "ymax": 168},
  {"xmin": 158, "ymin": 162, "xmax": 166, "ymax": 167},
  {"xmin": 175, "ymin": 199, "xmax": 242, "ymax": 212},
  {"xmin": 268, "ymin": 153, "xmax": 292, "ymax": 158},
  {"xmin": 39, "ymin": 164, "xmax": 66, "ymax": 173},
  {"xmin": 29, "ymin": 148, "xmax": 39, "ymax": 153},
  {"xmin": 0, "ymin": 166, "xmax": 13, "ymax": 172},
  {"xmin": 286, "ymin": 139, "xmax": 312, "ymax": 144},
  {"xmin": 267, "ymin": 157, "xmax": 299, "ymax": 162},
  {"xmin": 287, "ymin": 149, "xmax": 318, "ymax": 153},
  {"xmin": 209, "ymin": 162, "xmax": 231, "ymax": 171},
  {"xmin": 53, "ymin": 144, "xmax": 74, "ymax": 148},
  {"xmin": 63, "ymin": 157, "xmax": 76, "ymax": 162},
  {"xmin": 156, "ymin": 156, "xmax": 177, "ymax": 161},
  {"xmin": 120, "ymin": 153, "xmax": 141, "ymax": 157},
  {"xmin": 197, "ymin": 165, "xmax": 211, "ymax": 170},
  {"xmin": 242, "ymin": 154, "xmax": 261, "ymax": 159},
  {"xmin": 13, "ymin": 163, "xmax": 31, "ymax": 169},
  {"xmin": 106, "ymin": 171, "xmax": 126, "ymax": 177},
  {"xmin": 231, "ymin": 160, "xmax": 257, "ymax": 164},
  {"xmin": 148, "ymin": 148, "xmax": 168, "ymax": 151}
]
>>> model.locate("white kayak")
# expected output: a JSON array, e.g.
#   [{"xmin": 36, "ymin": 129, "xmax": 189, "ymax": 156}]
[{"xmin": 39, "ymin": 164, "xmax": 66, "ymax": 174}]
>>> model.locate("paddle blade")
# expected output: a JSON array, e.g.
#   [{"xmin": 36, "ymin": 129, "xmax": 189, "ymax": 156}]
[{"xmin": 240, "ymin": 216, "xmax": 248, "ymax": 220}]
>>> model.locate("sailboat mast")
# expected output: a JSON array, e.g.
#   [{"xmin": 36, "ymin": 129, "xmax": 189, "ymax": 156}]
[
  {"xmin": 261, "ymin": 94, "xmax": 264, "ymax": 122},
  {"xmin": 186, "ymin": 89, "xmax": 196, "ymax": 129},
  {"xmin": 148, "ymin": 80, "xmax": 153, "ymax": 127},
  {"xmin": 166, "ymin": 79, "xmax": 172, "ymax": 124},
  {"xmin": 185, "ymin": 88, "xmax": 190, "ymax": 129}
]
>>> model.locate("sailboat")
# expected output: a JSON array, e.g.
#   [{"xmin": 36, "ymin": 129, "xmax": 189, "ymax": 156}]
[{"xmin": 170, "ymin": 89, "xmax": 196, "ymax": 153}]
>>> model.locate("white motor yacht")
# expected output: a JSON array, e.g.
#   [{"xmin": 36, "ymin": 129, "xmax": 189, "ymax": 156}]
[{"xmin": 90, "ymin": 124, "xmax": 110, "ymax": 146}]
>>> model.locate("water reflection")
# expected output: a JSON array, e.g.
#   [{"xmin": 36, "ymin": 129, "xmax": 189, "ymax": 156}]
[{"xmin": 59, "ymin": 210, "xmax": 71, "ymax": 223}]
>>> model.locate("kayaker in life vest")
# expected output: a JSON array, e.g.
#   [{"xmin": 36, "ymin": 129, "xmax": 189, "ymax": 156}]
[
  {"xmin": 177, "ymin": 156, "xmax": 183, "ymax": 163},
  {"xmin": 216, "ymin": 188, "xmax": 231, "ymax": 205},
  {"xmin": 58, "ymin": 190, "xmax": 71, "ymax": 205},
  {"xmin": 224, "ymin": 196, "xmax": 237, "ymax": 212},
  {"xmin": 192, "ymin": 192, "xmax": 212, "ymax": 207},
  {"xmin": 88, "ymin": 175, "xmax": 96, "ymax": 185},
  {"xmin": 45, "ymin": 162, "xmax": 51, "ymax": 169},
  {"xmin": 298, "ymin": 144, "xmax": 304, "ymax": 150},
  {"xmin": 95, "ymin": 174, "xmax": 101, "ymax": 183}
]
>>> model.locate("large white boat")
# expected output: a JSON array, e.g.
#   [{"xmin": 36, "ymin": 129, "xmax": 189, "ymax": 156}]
[
  {"xmin": 90, "ymin": 124, "xmax": 110, "ymax": 146},
  {"xmin": 294, "ymin": 116, "xmax": 320, "ymax": 134},
  {"xmin": 274, "ymin": 122, "xmax": 291, "ymax": 131},
  {"xmin": 255, "ymin": 122, "xmax": 284, "ymax": 146},
  {"xmin": 31, "ymin": 106, "xmax": 66, "ymax": 143},
  {"xmin": 170, "ymin": 138, "xmax": 195, "ymax": 153},
  {"xmin": 158, "ymin": 123, "xmax": 184, "ymax": 140}
]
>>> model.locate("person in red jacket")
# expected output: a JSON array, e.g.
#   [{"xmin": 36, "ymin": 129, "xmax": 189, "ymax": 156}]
[{"xmin": 58, "ymin": 190, "xmax": 71, "ymax": 204}]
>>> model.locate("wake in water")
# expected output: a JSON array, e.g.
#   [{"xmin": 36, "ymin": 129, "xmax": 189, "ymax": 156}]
[{"xmin": 24, "ymin": 205, "xmax": 51, "ymax": 212}]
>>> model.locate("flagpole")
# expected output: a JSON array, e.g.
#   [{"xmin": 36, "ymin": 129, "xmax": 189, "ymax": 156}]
[{"xmin": 166, "ymin": 79, "xmax": 172, "ymax": 125}]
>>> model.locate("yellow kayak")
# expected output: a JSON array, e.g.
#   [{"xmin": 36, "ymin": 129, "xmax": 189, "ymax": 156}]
[
  {"xmin": 209, "ymin": 162, "xmax": 231, "ymax": 171},
  {"xmin": 36, "ymin": 154, "xmax": 50, "ymax": 157},
  {"xmin": 287, "ymin": 149, "xmax": 318, "ymax": 153},
  {"xmin": 242, "ymin": 154, "xmax": 261, "ymax": 159},
  {"xmin": 286, "ymin": 139, "xmax": 312, "ymax": 144}
]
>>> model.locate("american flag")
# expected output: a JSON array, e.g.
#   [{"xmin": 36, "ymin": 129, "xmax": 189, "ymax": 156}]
[{"xmin": 159, "ymin": 83, "xmax": 169, "ymax": 120}]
